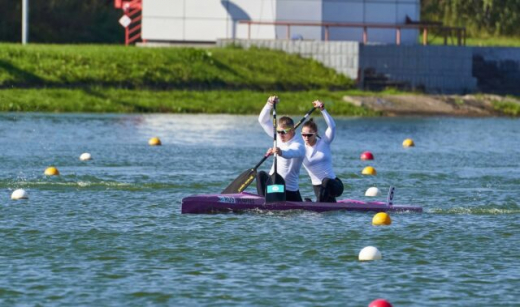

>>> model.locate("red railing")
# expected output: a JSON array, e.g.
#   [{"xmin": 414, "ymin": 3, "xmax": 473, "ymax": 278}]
[
  {"xmin": 238, "ymin": 21, "xmax": 466, "ymax": 46},
  {"xmin": 115, "ymin": 0, "xmax": 144, "ymax": 46}
]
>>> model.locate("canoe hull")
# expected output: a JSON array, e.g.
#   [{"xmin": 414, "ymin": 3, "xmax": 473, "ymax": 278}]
[{"xmin": 181, "ymin": 192, "xmax": 422, "ymax": 214}]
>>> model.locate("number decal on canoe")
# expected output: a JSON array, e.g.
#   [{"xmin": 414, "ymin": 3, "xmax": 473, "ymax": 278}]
[
  {"xmin": 217, "ymin": 196, "xmax": 256, "ymax": 205},
  {"xmin": 218, "ymin": 196, "xmax": 236, "ymax": 204}
]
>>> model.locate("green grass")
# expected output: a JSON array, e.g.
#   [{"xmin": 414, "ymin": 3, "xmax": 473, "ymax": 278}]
[
  {"xmin": 0, "ymin": 88, "xmax": 379, "ymax": 116},
  {"xmin": 0, "ymin": 43, "xmax": 379, "ymax": 115},
  {"xmin": 0, "ymin": 43, "xmax": 353, "ymax": 91},
  {"xmin": 492, "ymin": 99, "xmax": 520, "ymax": 116},
  {"xmin": 2, "ymin": 43, "xmax": 517, "ymax": 116},
  {"xmin": 0, "ymin": 43, "xmax": 373, "ymax": 114}
]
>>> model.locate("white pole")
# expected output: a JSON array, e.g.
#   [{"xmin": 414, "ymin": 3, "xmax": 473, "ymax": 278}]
[{"xmin": 22, "ymin": 0, "xmax": 28, "ymax": 44}]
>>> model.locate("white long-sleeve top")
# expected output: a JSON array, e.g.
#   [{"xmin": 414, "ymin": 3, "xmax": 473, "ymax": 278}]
[
  {"xmin": 303, "ymin": 109, "xmax": 337, "ymax": 185},
  {"xmin": 258, "ymin": 103, "xmax": 305, "ymax": 192}
]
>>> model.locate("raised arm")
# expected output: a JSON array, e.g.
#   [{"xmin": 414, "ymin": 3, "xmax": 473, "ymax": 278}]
[
  {"xmin": 313, "ymin": 100, "xmax": 336, "ymax": 143},
  {"xmin": 258, "ymin": 96, "xmax": 278, "ymax": 136},
  {"xmin": 321, "ymin": 109, "xmax": 336, "ymax": 143}
]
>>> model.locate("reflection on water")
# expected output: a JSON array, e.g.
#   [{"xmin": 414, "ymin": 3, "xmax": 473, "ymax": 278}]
[{"xmin": 140, "ymin": 114, "xmax": 261, "ymax": 146}]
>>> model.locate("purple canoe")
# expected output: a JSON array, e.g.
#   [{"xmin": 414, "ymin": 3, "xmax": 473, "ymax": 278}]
[{"xmin": 181, "ymin": 191, "xmax": 422, "ymax": 214}]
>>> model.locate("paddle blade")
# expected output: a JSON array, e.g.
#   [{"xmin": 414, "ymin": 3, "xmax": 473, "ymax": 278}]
[
  {"xmin": 221, "ymin": 169, "xmax": 257, "ymax": 194},
  {"xmin": 265, "ymin": 173, "xmax": 286, "ymax": 203}
]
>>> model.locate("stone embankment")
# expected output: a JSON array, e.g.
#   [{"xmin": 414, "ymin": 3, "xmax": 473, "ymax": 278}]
[{"xmin": 343, "ymin": 94, "xmax": 520, "ymax": 116}]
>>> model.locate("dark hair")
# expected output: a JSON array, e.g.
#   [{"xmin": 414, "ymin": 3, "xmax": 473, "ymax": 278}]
[
  {"xmin": 278, "ymin": 116, "xmax": 294, "ymax": 127},
  {"xmin": 302, "ymin": 118, "xmax": 318, "ymax": 132}
]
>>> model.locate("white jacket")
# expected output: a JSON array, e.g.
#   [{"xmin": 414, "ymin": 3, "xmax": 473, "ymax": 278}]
[{"xmin": 258, "ymin": 103, "xmax": 305, "ymax": 192}]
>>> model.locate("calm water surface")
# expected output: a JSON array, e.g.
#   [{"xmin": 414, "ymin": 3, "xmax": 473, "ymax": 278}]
[{"xmin": 0, "ymin": 113, "xmax": 519, "ymax": 306}]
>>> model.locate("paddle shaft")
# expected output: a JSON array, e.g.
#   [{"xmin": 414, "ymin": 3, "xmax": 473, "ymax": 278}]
[
  {"xmin": 273, "ymin": 102, "xmax": 278, "ymax": 172},
  {"xmin": 254, "ymin": 154, "xmax": 270, "ymax": 170},
  {"xmin": 293, "ymin": 107, "xmax": 317, "ymax": 129}
]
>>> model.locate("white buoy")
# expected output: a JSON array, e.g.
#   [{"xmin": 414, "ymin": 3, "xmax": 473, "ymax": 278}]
[
  {"xmin": 365, "ymin": 187, "xmax": 381, "ymax": 197},
  {"xmin": 79, "ymin": 153, "xmax": 92, "ymax": 161},
  {"xmin": 11, "ymin": 189, "xmax": 28, "ymax": 200},
  {"xmin": 359, "ymin": 246, "xmax": 382, "ymax": 261}
]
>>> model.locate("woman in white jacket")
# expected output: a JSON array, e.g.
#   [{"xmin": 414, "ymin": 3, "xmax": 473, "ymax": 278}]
[{"xmin": 302, "ymin": 100, "xmax": 344, "ymax": 202}]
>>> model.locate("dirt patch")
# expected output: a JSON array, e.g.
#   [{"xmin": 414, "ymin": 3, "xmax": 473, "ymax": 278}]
[{"xmin": 343, "ymin": 94, "xmax": 520, "ymax": 116}]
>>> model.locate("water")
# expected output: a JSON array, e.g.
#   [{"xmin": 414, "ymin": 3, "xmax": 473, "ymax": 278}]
[{"xmin": 1, "ymin": 113, "xmax": 519, "ymax": 306}]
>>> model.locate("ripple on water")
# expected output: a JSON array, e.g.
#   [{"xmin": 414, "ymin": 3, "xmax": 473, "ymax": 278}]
[{"xmin": 1, "ymin": 115, "xmax": 520, "ymax": 306}]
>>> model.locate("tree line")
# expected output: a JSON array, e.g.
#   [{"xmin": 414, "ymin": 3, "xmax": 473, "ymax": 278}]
[
  {"xmin": 0, "ymin": 0, "xmax": 123, "ymax": 43},
  {"xmin": 0, "ymin": 0, "xmax": 518, "ymax": 44},
  {"xmin": 422, "ymin": 0, "xmax": 520, "ymax": 37}
]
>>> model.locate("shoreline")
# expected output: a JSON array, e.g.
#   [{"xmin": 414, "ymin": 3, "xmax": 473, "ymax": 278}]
[
  {"xmin": 343, "ymin": 94, "xmax": 520, "ymax": 117},
  {"xmin": 1, "ymin": 87, "xmax": 519, "ymax": 116}
]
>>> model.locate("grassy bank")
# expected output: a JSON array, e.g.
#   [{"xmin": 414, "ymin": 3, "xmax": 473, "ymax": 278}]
[
  {"xmin": 0, "ymin": 88, "xmax": 379, "ymax": 116},
  {"xmin": 492, "ymin": 99, "xmax": 520, "ymax": 116},
  {"xmin": 0, "ymin": 43, "xmax": 352, "ymax": 91},
  {"xmin": 0, "ymin": 43, "xmax": 379, "ymax": 115}
]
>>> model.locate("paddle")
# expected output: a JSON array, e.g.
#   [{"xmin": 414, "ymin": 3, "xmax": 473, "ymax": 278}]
[
  {"xmin": 265, "ymin": 102, "xmax": 286, "ymax": 202},
  {"xmin": 221, "ymin": 106, "xmax": 316, "ymax": 194},
  {"xmin": 221, "ymin": 153, "xmax": 270, "ymax": 194}
]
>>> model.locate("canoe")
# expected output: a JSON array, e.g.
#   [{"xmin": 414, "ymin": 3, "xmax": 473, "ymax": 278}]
[{"xmin": 181, "ymin": 191, "xmax": 422, "ymax": 214}]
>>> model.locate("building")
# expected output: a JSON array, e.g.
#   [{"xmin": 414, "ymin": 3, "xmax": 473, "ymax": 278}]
[
  {"xmin": 121, "ymin": 0, "xmax": 516, "ymax": 94},
  {"xmin": 142, "ymin": 0, "xmax": 420, "ymax": 44}
]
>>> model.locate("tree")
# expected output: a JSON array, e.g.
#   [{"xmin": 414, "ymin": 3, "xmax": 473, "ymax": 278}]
[
  {"xmin": 0, "ymin": 0, "xmax": 124, "ymax": 43},
  {"xmin": 421, "ymin": 0, "xmax": 520, "ymax": 37}
]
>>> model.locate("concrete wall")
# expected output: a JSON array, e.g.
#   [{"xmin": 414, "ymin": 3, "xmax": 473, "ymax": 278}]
[
  {"xmin": 360, "ymin": 45, "xmax": 477, "ymax": 93},
  {"xmin": 218, "ymin": 39, "xmax": 478, "ymax": 94},
  {"xmin": 143, "ymin": 0, "xmax": 420, "ymax": 44},
  {"xmin": 472, "ymin": 47, "xmax": 520, "ymax": 95}
]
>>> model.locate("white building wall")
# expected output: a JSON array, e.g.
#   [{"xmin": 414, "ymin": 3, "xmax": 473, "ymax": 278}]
[
  {"xmin": 233, "ymin": 0, "xmax": 278, "ymax": 40},
  {"xmin": 142, "ymin": 0, "xmax": 420, "ymax": 44},
  {"xmin": 275, "ymin": 0, "xmax": 323, "ymax": 39}
]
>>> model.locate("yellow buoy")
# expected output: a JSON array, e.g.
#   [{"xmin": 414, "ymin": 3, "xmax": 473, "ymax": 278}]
[
  {"xmin": 44, "ymin": 166, "xmax": 60, "ymax": 176},
  {"xmin": 403, "ymin": 138, "xmax": 415, "ymax": 147},
  {"xmin": 148, "ymin": 137, "xmax": 162, "ymax": 146},
  {"xmin": 362, "ymin": 166, "xmax": 376, "ymax": 175},
  {"xmin": 372, "ymin": 212, "xmax": 392, "ymax": 226}
]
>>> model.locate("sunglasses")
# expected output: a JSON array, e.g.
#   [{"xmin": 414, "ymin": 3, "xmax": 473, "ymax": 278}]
[
  {"xmin": 276, "ymin": 128, "xmax": 293, "ymax": 135},
  {"xmin": 301, "ymin": 133, "xmax": 315, "ymax": 137}
]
